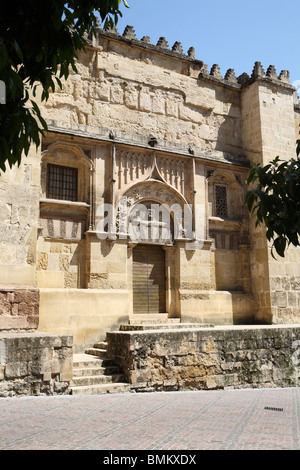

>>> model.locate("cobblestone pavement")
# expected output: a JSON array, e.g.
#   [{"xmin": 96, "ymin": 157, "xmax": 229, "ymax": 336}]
[{"xmin": 0, "ymin": 387, "xmax": 300, "ymax": 451}]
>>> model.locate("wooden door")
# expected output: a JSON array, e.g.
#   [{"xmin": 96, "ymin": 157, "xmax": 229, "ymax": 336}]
[{"xmin": 132, "ymin": 245, "xmax": 166, "ymax": 314}]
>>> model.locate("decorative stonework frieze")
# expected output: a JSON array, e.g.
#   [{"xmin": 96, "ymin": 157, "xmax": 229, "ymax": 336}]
[
  {"xmin": 156, "ymin": 155, "xmax": 187, "ymax": 197},
  {"xmin": 115, "ymin": 149, "xmax": 190, "ymax": 202},
  {"xmin": 116, "ymin": 150, "xmax": 152, "ymax": 189},
  {"xmin": 39, "ymin": 218, "xmax": 86, "ymax": 240},
  {"xmin": 125, "ymin": 181, "xmax": 180, "ymax": 207}
]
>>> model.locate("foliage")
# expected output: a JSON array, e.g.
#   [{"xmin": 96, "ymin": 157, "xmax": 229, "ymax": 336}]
[
  {"xmin": 0, "ymin": 0, "xmax": 129, "ymax": 171},
  {"xmin": 246, "ymin": 139, "xmax": 300, "ymax": 258}
]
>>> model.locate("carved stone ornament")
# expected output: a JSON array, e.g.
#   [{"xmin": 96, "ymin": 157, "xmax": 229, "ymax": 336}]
[
  {"xmin": 115, "ymin": 180, "xmax": 191, "ymax": 243},
  {"xmin": 124, "ymin": 181, "xmax": 181, "ymax": 207}
]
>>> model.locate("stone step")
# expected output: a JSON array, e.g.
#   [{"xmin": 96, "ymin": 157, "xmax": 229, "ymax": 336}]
[
  {"xmin": 128, "ymin": 315, "xmax": 180, "ymax": 325},
  {"xmin": 85, "ymin": 348, "xmax": 107, "ymax": 358},
  {"xmin": 71, "ymin": 382, "xmax": 131, "ymax": 395},
  {"xmin": 71, "ymin": 353, "xmax": 130, "ymax": 396},
  {"xmin": 71, "ymin": 373, "xmax": 125, "ymax": 387},
  {"xmin": 94, "ymin": 342, "xmax": 108, "ymax": 349},
  {"xmin": 73, "ymin": 365, "xmax": 121, "ymax": 377},
  {"xmin": 119, "ymin": 323, "xmax": 215, "ymax": 331},
  {"xmin": 73, "ymin": 354, "xmax": 116, "ymax": 368}
]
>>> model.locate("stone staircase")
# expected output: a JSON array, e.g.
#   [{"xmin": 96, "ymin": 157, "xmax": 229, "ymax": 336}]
[
  {"xmin": 70, "ymin": 340, "xmax": 131, "ymax": 395},
  {"xmin": 124, "ymin": 315, "xmax": 214, "ymax": 330},
  {"xmin": 70, "ymin": 319, "xmax": 214, "ymax": 395},
  {"xmin": 120, "ymin": 322, "xmax": 214, "ymax": 331}
]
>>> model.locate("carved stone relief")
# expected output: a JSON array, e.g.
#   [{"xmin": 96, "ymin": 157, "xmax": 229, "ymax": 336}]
[
  {"xmin": 115, "ymin": 148, "xmax": 191, "ymax": 202},
  {"xmin": 115, "ymin": 180, "xmax": 191, "ymax": 243}
]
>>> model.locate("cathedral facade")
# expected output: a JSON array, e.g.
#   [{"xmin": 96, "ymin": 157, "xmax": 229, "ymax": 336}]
[{"xmin": 1, "ymin": 26, "xmax": 300, "ymax": 353}]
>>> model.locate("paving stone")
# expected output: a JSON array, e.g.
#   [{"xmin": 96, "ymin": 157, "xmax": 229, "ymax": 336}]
[{"xmin": 0, "ymin": 388, "xmax": 299, "ymax": 450}]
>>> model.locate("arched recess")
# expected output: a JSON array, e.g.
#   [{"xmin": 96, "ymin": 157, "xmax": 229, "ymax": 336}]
[
  {"xmin": 116, "ymin": 179, "xmax": 193, "ymax": 243},
  {"xmin": 207, "ymin": 169, "xmax": 251, "ymax": 292},
  {"xmin": 40, "ymin": 141, "xmax": 94, "ymax": 241},
  {"xmin": 41, "ymin": 141, "xmax": 93, "ymax": 204},
  {"xmin": 207, "ymin": 169, "xmax": 245, "ymax": 220}
]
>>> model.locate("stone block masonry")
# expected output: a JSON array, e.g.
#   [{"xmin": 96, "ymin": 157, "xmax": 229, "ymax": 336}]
[
  {"xmin": 0, "ymin": 332, "xmax": 73, "ymax": 397},
  {"xmin": 0, "ymin": 287, "xmax": 39, "ymax": 330},
  {"xmin": 106, "ymin": 325, "xmax": 300, "ymax": 393}
]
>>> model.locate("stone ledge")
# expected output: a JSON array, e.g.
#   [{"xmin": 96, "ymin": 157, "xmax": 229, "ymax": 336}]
[{"xmin": 46, "ymin": 122, "xmax": 250, "ymax": 168}]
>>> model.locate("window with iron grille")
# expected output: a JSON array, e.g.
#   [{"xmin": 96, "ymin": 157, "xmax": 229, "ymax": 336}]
[
  {"xmin": 215, "ymin": 185, "xmax": 228, "ymax": 217},
  {"xmin": 47, "ymin": 164, "xmax": 78, "ymax": 202}
]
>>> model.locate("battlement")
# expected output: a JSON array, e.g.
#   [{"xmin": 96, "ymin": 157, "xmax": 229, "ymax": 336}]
[
  {"xmin": 97, "ymin": 24, "xmax": 199, "ymax": 62},
  {"xmin": 92, "ymin": 25, "xmax": 294, "ymax": 92},
  {"xmin": 199, "ymin": 61, "xmax": 293, "ymax": 91}
]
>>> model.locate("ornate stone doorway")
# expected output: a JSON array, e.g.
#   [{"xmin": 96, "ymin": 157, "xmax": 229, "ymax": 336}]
[{"xmin": 132, "ymin": 244, "xmax": 166, "ymax": 314}]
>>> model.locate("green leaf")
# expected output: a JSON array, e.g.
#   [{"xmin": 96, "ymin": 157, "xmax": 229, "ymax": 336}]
[{"xmin": 273, "ymin": 236, "xmax": 286, "ymax": 258}]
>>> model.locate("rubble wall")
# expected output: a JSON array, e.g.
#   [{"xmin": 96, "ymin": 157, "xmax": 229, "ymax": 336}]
[{"xmin": 107, "ymin": 325, "xmax": 300, "ymax": 392}]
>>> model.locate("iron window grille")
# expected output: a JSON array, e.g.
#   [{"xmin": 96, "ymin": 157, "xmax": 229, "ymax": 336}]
[
  {"xmin": 47, "ymin": 164, "xmax": 78, "ymax": 202},
  {"xmin": 215, "ymin": 185, "xmax": 228, "ymax": 218}
]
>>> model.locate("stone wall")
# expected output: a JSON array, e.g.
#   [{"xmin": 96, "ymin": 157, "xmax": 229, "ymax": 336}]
[
  {"xmin": 37, "ymin": 238, "xmax": 86, "ymax": 289},
  {"xmin": 0, "ymin": 146, "xmax": 40, "ymax": 286},
  {"xmin": 107, "ymin": 325, "xmax": 300, "ymax": 392},
  {"xmin": 241, "ymin": 78, "xmax": 299, "ymax": 323},
  {"xmin": 0, "ymin": 332, "xmax": 73, "ymax": 397},
  {"xmin": 40, "ymin": 34, "xmax": 244, "ymax": 156},
  {"xmin": 38, "ymin": 288, "xmax": 129, "ymax": 352},
  {"xmin": 0, "ymin": 287, "xmax": 39, "ymax": 330},
  {"xmin": 180, "ymin": 291, "xmax": 254, "ymax": 325},
  {"xmin": 269, "ymin": 245, "xmax": 300, "ymax": 323}
]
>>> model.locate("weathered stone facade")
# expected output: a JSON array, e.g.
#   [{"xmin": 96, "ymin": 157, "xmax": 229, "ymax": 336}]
[{"xmin": 0, "ymin": 25, "xmax": 300, "ymax": 359}]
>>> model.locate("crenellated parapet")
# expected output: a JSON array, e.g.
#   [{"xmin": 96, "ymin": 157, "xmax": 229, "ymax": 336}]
[
  {"xmin": 199, "ymin": 60, "xmax": 293, "ymax": 91},
  {"xmin": 92, "ymin": 24, "xmax": 295, "ymax": 94},
  {"xmin": 90, "ymin": 25, "xmax": 295, "ymax": 93},
  {"xmin": 95, "ymin": 25, "xmax": 203, "ymax": 66}
]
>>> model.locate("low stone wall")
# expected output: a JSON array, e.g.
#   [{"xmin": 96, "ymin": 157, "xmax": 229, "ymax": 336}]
[
  {"xmin": 106, "ymin": 325, "xmax": 300, "ymax": 393},
  {"xmin": 0, "ymin": 287, "xmax": 39, "ymax": 330},
  {"xmin": 0, "ymin": 332, "xmax": 73, "ymax": 397}
]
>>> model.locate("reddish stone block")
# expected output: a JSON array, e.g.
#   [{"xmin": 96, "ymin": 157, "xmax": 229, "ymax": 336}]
[{"xmin": 0, "ymin": 288, "xmax": 40, "ymax": 331}]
